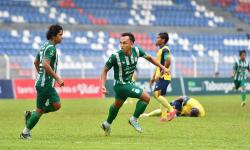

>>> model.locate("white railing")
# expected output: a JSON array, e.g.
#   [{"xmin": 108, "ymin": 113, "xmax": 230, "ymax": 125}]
[{"xmin": 0, "ymin": 54, "xmax": 236, "ymax": 79}]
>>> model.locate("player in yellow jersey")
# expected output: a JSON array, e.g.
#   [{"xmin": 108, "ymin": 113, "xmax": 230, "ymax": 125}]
[
  {"xmin": 149, "ymin": 32, "xmax": 176, "ymax": 122},
  {"xmin": 141, "ymin": 96, "xmax": 205, "ymax": 117}
]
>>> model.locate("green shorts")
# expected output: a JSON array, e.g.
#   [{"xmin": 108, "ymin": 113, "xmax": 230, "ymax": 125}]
[
  {"xmin": 35, "ymin": 86, "xmax": 60, "ymax": 109},
  {"xmin": 234, "ymin": 80, "xmax": 246, "ymax": 90},
  {"xmin": 113, "ymin": 83, "xmax": 143, "ymax": 101}
]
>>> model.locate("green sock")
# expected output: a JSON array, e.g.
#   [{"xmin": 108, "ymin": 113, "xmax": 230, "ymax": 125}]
[
  {"xmin": 43, "ymin": 105, "xmax": 57, "ymax": 113},
  {"xmin": 107, "ymin": 104, "xmax": 120, "ymax": 124},
  {"xmin": 133, "ymin": 101, "xmax": 148, "ymax": 118},
  {"xmin": 241, "ymin": 91, "xmax": 247, "ymax": 102},
  {"xmin": 27, "ymin": 111, "xmax": 42, "ymax": 130}
]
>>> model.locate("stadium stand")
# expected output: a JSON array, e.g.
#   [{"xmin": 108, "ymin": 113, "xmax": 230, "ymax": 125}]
[{"xmin": 0, "ymin": 0, "xmax": 249, "ymax": 79}]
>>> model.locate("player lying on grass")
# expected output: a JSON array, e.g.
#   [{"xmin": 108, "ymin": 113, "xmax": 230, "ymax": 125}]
[
  {"xmin": 101, "ymin": 32, "xmax": 169, "ymax": 135},
  {"xmin": 141, "ymin": 96, "xmax": 205, "ymax": 118}
]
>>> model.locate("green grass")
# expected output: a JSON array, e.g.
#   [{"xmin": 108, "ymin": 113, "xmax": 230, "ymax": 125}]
[{"xmin": 0, "ymin": 95, "xmax": 249, "ymax": 150}]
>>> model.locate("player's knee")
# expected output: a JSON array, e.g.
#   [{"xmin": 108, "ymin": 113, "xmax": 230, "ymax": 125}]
[
  {"xmin": 52, "ymin": 103, "xmax": 61, "ymax": 111},
  {"xmin": 153, "ymin": 91, "xmax": 160, "ymax": 99},
  {"xmin": 114, "ymin": 100, "xmax": 123, "ymax": 108},
  {"xmin": 143, "ymin": 92, "xmax": 150, "ymax": 103}
]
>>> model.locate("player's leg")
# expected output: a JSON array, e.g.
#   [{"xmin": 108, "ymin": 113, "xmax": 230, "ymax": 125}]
[
  {"xmin": 240, "ymin": 81, "xmax": 247, "ymax": 107},
  {"xmin": 123, "ymin": 84, "xmax": 149, "ymax": 132},
  {"xmin": 101, "ymin": 99, "xmax": 124, "ymax": 136},
  {"xmin": 20, "ymin": 87, "xmax": 46, "ymax": 139},
  {"xmin": 101, "ymin": 84, "xmax": 126, "ymax": 135},
  {"xmin": 43, "ymin": 88, "xmax": 61, "ymax": 113},
  {"xmin": 140, "ymin": 109, "xmax": 161, "ymax": 117},
  {"xmin": 153, "ymin": 79, "xmax": 175, "ymax": 121},
  {"xmin": 129, "ymin": 90, "xmax": 149, "ymax": 133}
]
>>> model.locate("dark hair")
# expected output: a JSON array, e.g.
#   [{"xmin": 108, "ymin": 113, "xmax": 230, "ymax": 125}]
[
  {"xmin": 46, "ymin": 24, "xmax": 63, "ymax": 40},
  {"xmin": 121, "ymin": 32, "xmax": 135, "ymax": 43},
  {"xmin": 190, "ymin": 108, "xmax": 199, "ymax": 117},
  {"xmin": 158, "ymin": 32, "xmax": 169, "ymax": 44},
  {"xmin": 239, "ymin": 50, "xmax": 246, "ymax": 56}
]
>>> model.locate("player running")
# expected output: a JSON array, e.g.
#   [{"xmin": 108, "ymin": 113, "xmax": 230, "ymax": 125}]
[
  {"xmin": 141, "ymin": 96, "xmax": 205, "ymax": 117},
  {"xmin": 101, "ymin": 32, "xmax": 169, "ymax": 135},
  {"xmin": 20, "ymin": 24, "xmax": 64, "ymax": 139},
  {"xmin": 149, "ymin": 32, "xmax": 176, "ymax": 122},
  {"xmin": 233, "ymin": 50, "xmax": 250, "ymax": 107}
]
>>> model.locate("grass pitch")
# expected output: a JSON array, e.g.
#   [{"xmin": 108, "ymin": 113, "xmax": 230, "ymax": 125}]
[{"xmin": 0, "ymin": 95, "xmax": 249, "ymax": 150}]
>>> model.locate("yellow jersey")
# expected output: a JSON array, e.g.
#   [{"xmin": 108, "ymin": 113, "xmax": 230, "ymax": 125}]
[
  {"xmin": 155, "ymin": 45, "xmax": 171, "ymax": 80},
  {"xmin": 181, "ymin": 98, "xmax": 206, "ymax": 117}
]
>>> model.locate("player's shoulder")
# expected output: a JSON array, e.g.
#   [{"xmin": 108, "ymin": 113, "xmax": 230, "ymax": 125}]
[{"xmin": 162, "ymin": 45, "xmax": 170, "ymax": 52}]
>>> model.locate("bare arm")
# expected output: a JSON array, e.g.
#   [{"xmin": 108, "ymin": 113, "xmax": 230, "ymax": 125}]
[
  {"xmin": 165, "ymin": 58, "xmax": 171, "ymax": 68},
  {"xmin": 144, "ymin": 55, "xmax": 169, "ymax": 74},
  {"xmin": 149, "ymin": 69, "xmax": 156, "ymax": 86},
  {"xmin": 34, "ymin": 58, "xmax": 40, "ymax": 73},
  {"xmin": 101, "ymin": 66, "xmax": 110, "ymax": 95},
  {"xmin": 43, "ymin": 59, "xmax": 64, "ymax": 87}
]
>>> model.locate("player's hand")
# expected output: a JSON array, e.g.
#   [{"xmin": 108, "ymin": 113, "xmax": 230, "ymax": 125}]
[
  {"xmin": 161, "ymin": 67, "xmax": 170, "ymax": 75},
  {"xmin": 102, "ymin": 86, "xmax": 108, "ymax": 95},
  {"xmin": 57, "ymin": 78, "xmax": 64, "ymax": 87}
]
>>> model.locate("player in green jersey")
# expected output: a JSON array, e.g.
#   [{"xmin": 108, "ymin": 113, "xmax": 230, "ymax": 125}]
[
  {"xmin": 20, "ymin": 24, "xmax": 64, "ymax": 139},
  {"xmin": 100, "ymin": 32, "xmax": 169, "ymax": 135},
  {"xmin": 233, "ymin": 50, "xmax": 250, "ymax": 107}
]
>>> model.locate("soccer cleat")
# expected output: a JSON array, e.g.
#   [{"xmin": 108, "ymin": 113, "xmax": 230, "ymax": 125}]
[
  {"xmin": 241, "ymin": 101, "xmax": 246, "ymax": 107},
  {"xmin": 129, "ymin": 118, "xmax": 143, "ymax": 133},
  {"xmin": 101, "ymin": 122, "xmax": 111, "ymax": 136},
  {"xmin": 167, "ymin": 110, "xmax": 176, "ymax": 121},
  {"xmin": 20, "ymin": 133, "xmax": 31, "ymax": 140},
  {"xmin": 24, "ymin": 110, "xmax": 32, "ymax": 126}
]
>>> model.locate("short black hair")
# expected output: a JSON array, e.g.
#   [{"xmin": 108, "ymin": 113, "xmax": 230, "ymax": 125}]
[
  {"xmin": 190, "ymin": 108, "xmax": 199, "ymax": 117},
  {"xmin": 239, "ymin": 50, "xmax": 246, "ymax": 56},
  {"xmin": 46, "ymin": 24, "xmax": 63, "ymax": 40},
  {"xmin": 158, "ymin": 32, "xmax": 169, "ymax": 44},
  {"xmin": 121, "ymin": 32, "xmax": 135, "ymax": 43}
]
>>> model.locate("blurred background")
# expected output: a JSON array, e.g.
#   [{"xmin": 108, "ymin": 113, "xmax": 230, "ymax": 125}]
[{"xmin": 0, "ymin": 0, "xmax": 250, "ymax": 98}]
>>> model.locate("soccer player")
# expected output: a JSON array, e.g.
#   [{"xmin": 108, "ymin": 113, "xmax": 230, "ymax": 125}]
[
  {"xmin": 233, "ymin": 50, "xmax": 250, "ymax": 107},
  {"xmin": 20, "ymin": 24, "xmax": 64, "ymax": 139},
  {"xmin": 141, "ymin": 96, "xmax": 205, "ymax": 117},
  {"xmin": 101, "ymin": 32, "xmax": 169, "ymax": 135},
  {"xmin": 149, "ymin": 32, "xmax": 176, "ymax": 122}
]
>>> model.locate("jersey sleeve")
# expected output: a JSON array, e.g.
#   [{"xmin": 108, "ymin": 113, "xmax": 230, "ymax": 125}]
[
  {"xmin": 138, "ymin": 47, "xmax": 147, "ymax": 58},
  {"xmin": 163, "ymin": 48, "xmax": 171, "ymax": 61},
  {"xmin": 105, "ymin": 54, "xmax": 116, "ymax": 70},
  {"xmin": 44, "ymin": 47, "xmax": 56, "ymax": 61}
]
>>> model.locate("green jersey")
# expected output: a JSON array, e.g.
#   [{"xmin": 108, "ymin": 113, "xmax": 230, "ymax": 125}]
[
  {"xmin": 35, "ymin": 41, "xmax": 58, "ymax": 87},
  {"xmin": 105, "ymin": 46, "xmax": 147, "ymax": 85},
  {"xmin": 233, "ymin": 59, "xmax": 250, "ymax": 81}
]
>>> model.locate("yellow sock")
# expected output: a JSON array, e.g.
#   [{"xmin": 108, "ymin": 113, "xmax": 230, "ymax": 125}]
[
  {"xmin": 160, "ymin": 105, "xmax": 167, "ymax": 118},
  {"xmin": 157, "ymin": 96, "xmax": 174, "ymax": 111}
]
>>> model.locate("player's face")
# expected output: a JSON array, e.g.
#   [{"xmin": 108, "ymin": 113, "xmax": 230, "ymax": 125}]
[
  {"xmin": 54, "ymin": 30, "xmax": 63, "ymax": 44},
  {"xmin": 120, "ymin": 36, "xmax": 132, "ymax": 51},
  {"xmin": 240, "ymin": 53, "xmax": 246, "ymax": 60},
  {"xmin": 156, "ymin": 35, "xmax": 164, "ymax": 46}
]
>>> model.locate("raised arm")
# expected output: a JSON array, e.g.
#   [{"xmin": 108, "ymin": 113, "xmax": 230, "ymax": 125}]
[{"xmin": 144, "ymin": 55, "xmax": 170, "ymax": 74}]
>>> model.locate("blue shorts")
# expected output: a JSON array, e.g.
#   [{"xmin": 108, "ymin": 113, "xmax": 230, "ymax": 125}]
[{"xmin": 154, "ymin": 78, "xmax": 170, "ymax": 96}]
